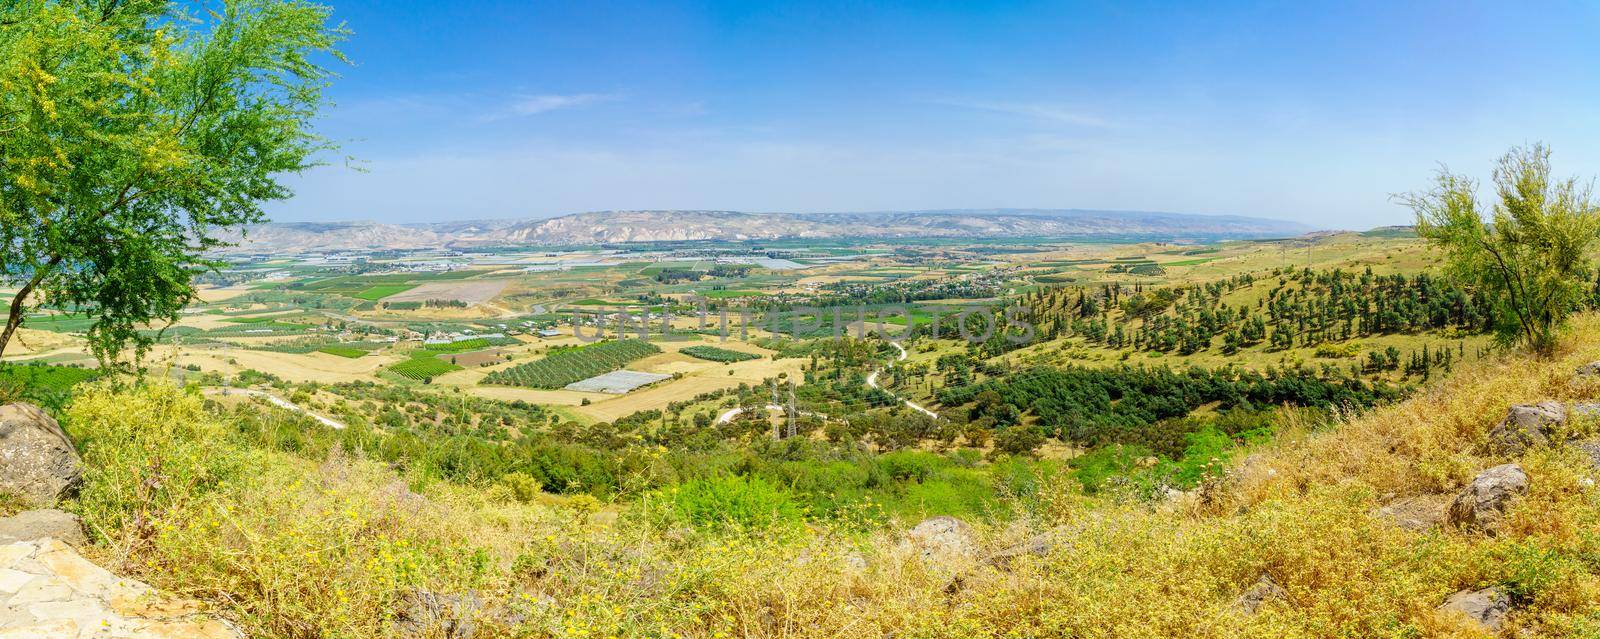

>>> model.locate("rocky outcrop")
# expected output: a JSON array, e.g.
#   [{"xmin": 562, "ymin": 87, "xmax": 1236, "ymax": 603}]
[
  {"xmin": 394, "ymin": 589, "xmax": 486, "ymax": 639},
  {"xmin": 1447, "ymin": 464, "xmax": 1528, "ymax": 535},
  {"xmin": 903, "ymin": 516, "xmax": 978, "ymax": 566},
  {"xmin": 1437, "ymin": 587, "xmax": 1510, "ymax": 632},
  {"xmin": 1487, "ymin": 401, "xmax": 1567, "ymax": 455},
  {"xmin": 1575, "ymin": 361, "xmax": 1600, "ymax": 378},
  {"xmin": 0, "ymin": 537, "xmax": 240, "ymax": 638},
  {"xmin": 1372, "ymin": 494, "xmax": 1451, "ymax": 532},
  {"xmin": 0, "ymin": 404, "xmax": 83, "ymax": 508},
  {"xmin": 983, "ymin": 529, "xmax": 1063, "ymax": 568},
  {"xmin": 0, "ymin": 510, "xmax": 86, "ymax": 547},
  {"xmin": 1233, "ymin": 574, "xmax": 1287, "ymax": 615},
  {"xmin": 1574, "ymin": 438, "xmax": 1600, "ymax": 470}
]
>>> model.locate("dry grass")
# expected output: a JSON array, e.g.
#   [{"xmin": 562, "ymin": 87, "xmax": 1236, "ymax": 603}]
[{"xmin": 59, "ymin": 315, "xmax": 1600, "ymax": 638}]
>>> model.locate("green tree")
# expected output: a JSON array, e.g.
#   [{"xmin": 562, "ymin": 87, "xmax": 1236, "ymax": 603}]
[
  {"xmin": 1400, "ymin": 144, "xmax": 1600, "ymax": 354},
  {"xmin": 0, "ymin": 0, "xmax": 345, "ymax": 363}
]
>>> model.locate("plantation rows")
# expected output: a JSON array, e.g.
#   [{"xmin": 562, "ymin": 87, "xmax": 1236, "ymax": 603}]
[
  {"xmin": 483, "ymin": 339, "xmax": 659, "ymax": 389},
  {"xmin": 386, "ymin": 354, "xmax": 461, "ymax": 382},
  {"xmin": 317, "ymin": 345, "xmax": 368, "ymax": 358},
  {"xmin": 681, "ymin": 345, "xmax": 760, "ymax": 363},
  {"xmin": 0, "ymin": 363, "xmax": 100, "ymax": 393}
]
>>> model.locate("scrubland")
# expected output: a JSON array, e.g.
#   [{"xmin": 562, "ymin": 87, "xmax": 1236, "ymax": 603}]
[{"xmin": 50, "ymin": 316, "xmax": 1600, "ymax": 638}]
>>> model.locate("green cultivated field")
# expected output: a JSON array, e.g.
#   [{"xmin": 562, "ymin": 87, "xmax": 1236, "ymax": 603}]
[
  {"xmin": 483, "ymin": 339, "xmax": 660, "ymax": 389},
  {"xmin": 680, "ymin": 345, "xmax": 761, "ymax": 362},
  {"xmin": 701, "ymin": 290, "xmax": 765, "ymax": 299},
  {"xmin": 354, "ymin": 284, "xmax": 417, "ymax": 300},
  {"xmin": 386, "ymin": 354, "xmax": 461, "ymax": 382},
  {"xmin": 317, "ymin": 345, "xmax": 368, "ymax": 358},
  {"xmin": 0, "ymin": 363, "xmax": 100, "ymax": 394}
]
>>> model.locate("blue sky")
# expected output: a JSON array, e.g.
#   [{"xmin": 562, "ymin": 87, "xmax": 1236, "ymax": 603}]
[{"xmin": 271, "ymin": 0, "xmax": 1600, "ymax": 229}]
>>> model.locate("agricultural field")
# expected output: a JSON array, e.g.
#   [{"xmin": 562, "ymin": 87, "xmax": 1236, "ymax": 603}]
[
  {"xmin": 0, "ymin": 363, "xmax": 99, "ymax": 394},
  {"xmin": 564, "ymin": 369, "xmax": 671, "ymax": 393},
  {"xmin": 353, "ymin": 284, "xmax": 417, "ymax": 300},
  {"xmin": 680, "ymin": 344, "xmax": 761, "ymax": 362},
  {"xmin": 316, "ymin": 345, "xmax": 369, "ymax": 358},
  {"xmin": 482, "ymin": 339, "xmax": 661, "ymax": 389},
  {"xmin": 387, "ymin": 353, "xmax": 462, "ymax": 382},
  {"xmin": 2, "ymin": 231, "xmax": 1470, "ymax": 427}
]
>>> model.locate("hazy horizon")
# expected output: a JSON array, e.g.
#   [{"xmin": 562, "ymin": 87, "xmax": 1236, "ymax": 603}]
[{"xmin": 259, "ymin": 207, "xmax": 1326, "ymax": 231}]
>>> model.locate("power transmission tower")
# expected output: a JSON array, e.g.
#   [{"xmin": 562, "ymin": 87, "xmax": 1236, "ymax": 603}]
[
  {"xmin": 770, "ymin": 379, "xmax": 781, "ymax": 440},
  {"xmin": 786, "ymin": 378, "xmax": 797, "ymax": 439}
]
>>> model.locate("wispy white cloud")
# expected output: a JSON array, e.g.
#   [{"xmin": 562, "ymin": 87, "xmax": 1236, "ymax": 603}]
[
  {"xmin": 932, "ymin": 99, "xmax": 1111, "ymax": 127},
  {"xmin": 507, "ymin": 93, "xmax": 615, "ymax": 116}
]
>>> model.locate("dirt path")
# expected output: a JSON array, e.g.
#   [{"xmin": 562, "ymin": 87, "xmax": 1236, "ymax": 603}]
[
  {"xmin": 203, "ymin": 388, "xmax": 346, "ymax": 430},
  {"xmin": 718, "ymin": 340, "xmax": 937, "ymax": 423},
  {"xmin": 868, "ymin": 341, "xmax": 939, "ymax": 419}
]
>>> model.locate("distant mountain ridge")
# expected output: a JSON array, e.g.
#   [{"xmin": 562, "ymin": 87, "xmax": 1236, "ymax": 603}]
[{"xmin": 221, "ymin": 209, "xmax": 1314, "ymax": 253}]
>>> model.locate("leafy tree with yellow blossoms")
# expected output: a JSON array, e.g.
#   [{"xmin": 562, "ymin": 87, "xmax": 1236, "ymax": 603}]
[{"xmin": 0, "ymin": 0, "xmax": 344, "ymax": 363}]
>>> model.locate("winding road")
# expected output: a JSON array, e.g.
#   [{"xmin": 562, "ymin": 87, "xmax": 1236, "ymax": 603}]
[{"xmin": 716, "ymin": 339, "xmax": 938, "ymax": 424}]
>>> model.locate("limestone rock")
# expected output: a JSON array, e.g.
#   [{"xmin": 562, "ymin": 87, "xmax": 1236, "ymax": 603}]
[
  {"xmin": 1437, "ymin": 587, "xmax": 1510, "ymax": 632},
  {"xmin": 1448, "ymin": 464, "xmax": 1528, "ymax": 535},
  {"xmin": 1372, "ymin": 494, "xmax": 1451, "ymax": 532},
  {"xmin": 0, "ymin": 539, "xmax": 240, "ymax": 638},
  {"xmin": 1568, "ymin": 402, "xmax": 1600, "ymax": 420},
  {"xmin": 1576, "ymin": 361, "xmax": 1600, "ymax": 377},
  {"xmin": 984, "ymin": 529, "xmax": 1064, "ymax": 568},
  {"xmin": 1574, "ymin": 438, "xmax": 1600, "ymax": 470},
  {"xmin": 394, "ymin": 589, "xmax": 486, "ymax": 639},
  {"xmin": 903, "ymin": 516, "xmax": 978, "ymax": 565},
  {"xmin": 1233, "ymin": 574, "xmax": 1287, "ymax": 615},
  {"xmin": 0, "ymin": 404, "xmax": 83, "ymax": 508},
  {"xmin": 0, "ymin": 509, "xmax": 87, "ymax": 547},
  {"xmin": 1487, "ymin": 402, "xmax": 1566, "ymax": 455}
]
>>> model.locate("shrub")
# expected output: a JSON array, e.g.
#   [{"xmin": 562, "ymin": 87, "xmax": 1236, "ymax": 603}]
[
  {"xmin": 992, "ymin": 425, "xmax": 1046, "ymax": 458},
  {"xmin": 495, "ymin": 471, "xmax": 543, "ymax": 503},
  {"xmin": 67, "ymin": 380, "xmax": 242, "ymax": 540},
  {"xmin": 877, "ymin": 450, "xmax": 944, "ymax": 482},
  {"xmin": 666, "ymin": 475, "xmax": 802, "ymax": 532}
]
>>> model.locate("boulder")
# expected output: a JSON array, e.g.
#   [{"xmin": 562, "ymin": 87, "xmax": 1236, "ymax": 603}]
[
  {"xmin": 1487, "ymin": 401, "xmax": 1566, "ymax": 455},
  {"xmin": 984, "ymin": 529, "xmax": 1062, "ymax": 568},
  {"xmin": 904, "ymin": 516, "xmax": 978, "ymax": 565},
  {"xmin": 1372, "ymin": 494, "xmax": 1451, "ymax": 532},
  {"xmin": 1233, "ymin": 573, "xmax": 1287, "ymax": 615},
  {"xmin": 0, "ymin": 509, "xmax": 87, "ymax": 546},
  {"xmin": 0, "ymin": 403, "xmax": 83, "ymax": 508},
  {"xmin": 1447, "ymin": 464, "xmax": 1528, "ymax": 535},
  {"xmin": 1569, "ymin": 402, "xmax": 1600, "ymax": 420},
  {"xmin": 1575, "ymin": 361, "xmax": 1600, "ymax": 377},
  {"xmin": 394, "ymin": 589, "xmax": 486, "ymax": 639},
  {"xmin": 1574, "ymin": 438, "xmax": 1600, "ymax": 470},
  {"xmin": 1437, "ymin": 587, "xmax": 1510, "ymax": 632}
]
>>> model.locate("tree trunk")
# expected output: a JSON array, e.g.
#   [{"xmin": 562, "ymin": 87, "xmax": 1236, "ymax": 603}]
[{"xmin": 0, "ymin": 256, "xmax": 62, "ymax": 361}]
